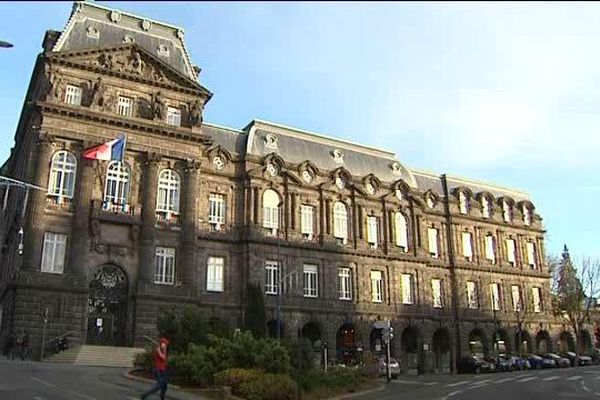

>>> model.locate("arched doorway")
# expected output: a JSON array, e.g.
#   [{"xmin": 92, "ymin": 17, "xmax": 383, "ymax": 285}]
[
  {"xmin": 87, "ymin": 264, "xmax": 128, "ymax": 346},
  {"xmin": 301, "ymin": 322, "xmax": 321, "ymax": 347},
  {"xmin": 494, "ymin": 328, "xmax": 510, "ymax": 355},
  {"xmin": 536, "ymin": 330, "xmax": 552, "ymax": 354},
  {"xmin": 401, "ymin": 326, "xmax": 420, "ymax": 373},
  {"xmin": 579, "ymin": 330, "xmax": 593, "ymax": 355},
  {"xmin": 370, "ymin": 328, "xmax": 384, "ymax": 356},
  {"xmin": 515, "ymin": 330, "xmax": 533, "ymax": 356},
  {"xmin": 558, "ymin": 331, "xmax": 575, "ymax": 353},
  {"xmin": 267, "ymin": 319, "xmax": 284, "ymax": 339},
  {"xmin": 336, "ymin": 323, "xmax": 356, "ymax": 365},
  {"xmin": 432, "ymin": 328, "xmax": 451, "ymax": 373},
  {"xmin": 468, "ymin": 328, "xmax": 488, "ymax": 358}
]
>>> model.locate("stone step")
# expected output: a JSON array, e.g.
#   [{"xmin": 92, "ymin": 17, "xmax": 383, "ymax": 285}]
[{"xmin": 44, "ymin": 345, "xmax": 145, "ymax": 368}]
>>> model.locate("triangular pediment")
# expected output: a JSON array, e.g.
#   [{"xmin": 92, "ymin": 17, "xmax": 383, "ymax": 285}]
[{"xmin": 47, "ymin": 44, "xmax": 212, "ymax": 97}]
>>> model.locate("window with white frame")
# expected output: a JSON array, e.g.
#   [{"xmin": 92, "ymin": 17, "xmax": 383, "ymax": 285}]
[
  {"xmin": 262, "ymin": 189, "xmax": 280, "ymax": 234},
  {"xmin": 338, "ymin": 267, "xmax": 352, "ymax": 300},
  {"xmin": 300, "ymin": 205, "xmax": 314, "ymax": 239},
  {"xmin": 64, "ymin": 84, "xmax": 82, "ymax": 105},
  {"xmin": 208, "ymin": 193, "xmax": 226, "ymax": 229},
  {"xmin": 485, "ymin": 235, "xmax": 495, "ymax": 264},
  {"xmin": 303, "ymin": 264, "xmax": 318, "ymax": 298},
  {"xmin": 428, "ymin": 227, "xmax": 439, "ymax": 258},
  {"xmin": 490, "ymin": 282, "xmax": 501, "ymax": 311},
  {"xmin": 166, "ymin": 106, "xmax": 181, "ymax": 126},
  {"xmin": 462, "ymin": 232, "xmax": 473, "ymax": 261},
  {"xmin": 371, "ymin": 270, "xmax": 384, "ymax": 303},
  {"xmin": 206, "ymin": 256, "xmax": 224, "ymax": 292},
  {"xmin": 333, "ymin": 202, "xmax": 348, "ymax": 243},
  {"xmin": 48, "ymin": 151, "xmax": 77, "ymax": 204},
  {"xmin": 523, "ymin": 205, "xmax": 531, "ymax": 226},
  {"xmin": 506, "ymin": 238, "xmax": 516, "ymax": 265},
  {"xmin": 265, "ymin": 260, "xmax": 279, "ymax": 295},
  {"xmin": 466, "ymin": 281, "xmax": 478, "ymax": 309},
  {"xmin": 503, "ymin": 199, "xmax": 512, "ymax": 223},
  {"xmin": 511, "ymin": 285, "xmax": 522, "ymax": 311},
  {"xmin": 103, "ymin": 161, "xmax": 130, "ymax": 211},
  {"xmin": 155, "ymin": 247, "xmax": 176, "ymax": 285},
  {"xmin": 526, "ymin": 242, "xmax": 537, "ymax": 269},
  {"xmin": 432, "ymin": 278, "xmax": 443, "ymax": 308},
  {"xmin": 482, "ymin": 196, "xmax": 492, "ymax": 219},
  {"xmin": 394, "ymin": 212, "xmax": 408, "ymax": 251},
  {"xmin": 532, "ymin": 287, "xmax": 542, "ymax": 313},
  {"xmin": 41, "ymin": 232, "xmax": 67, "ymax": 274},
  {"xmin": 401, "ymin": 273, "xmax": 414, "ymax": 305},
  {"xmin": 459, "ymin": 192, "xmax": 469, "ymax": 214},
  {"xmin": 367, "ymin": 216, "xmax": 378, "ymax": 249},
  {"xmin": 117, "ymin": 96, "xmax": 133, "ymax": 117},
  {"xmin": 156, "ymin": 169, "xmax": 180, "ymax": 215}
]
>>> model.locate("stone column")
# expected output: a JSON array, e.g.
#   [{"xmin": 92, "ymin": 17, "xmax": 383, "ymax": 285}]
[
  {"xmin": 138, "ymin": 153, "xmax": 161, "ymax": 284},
  {"xmin": 180, "ymin": 159, "xmax": 200, "ymax": 286},
  {"xmin": 22, "ymin": 132, "xmax": 54, "ymax": 271},
  {"xmin": 68, "ymin": 151, "xmax": 95, "ymax": 281}
]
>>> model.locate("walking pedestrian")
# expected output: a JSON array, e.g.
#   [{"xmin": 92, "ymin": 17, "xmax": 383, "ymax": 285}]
[
  {"xmin": 22, "ymin": 331, "xmax": 30, "ymax": 361},
  {"xmin": 141, "ymin": 337, "xmax": 169, "ymax": 400}
]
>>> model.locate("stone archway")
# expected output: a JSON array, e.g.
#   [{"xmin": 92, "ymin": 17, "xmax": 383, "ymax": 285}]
[
  {"xmin": 468, "ymin": 328, "xmax": 488, "ymax": 357},
  {"xmin": 370, "ymin": 328, "xmax": 384, "ymax": 356},
  {"xmin": 432, "ymin": 328, "xmax": 451, "ymax": 373},
  {"xmin": 301, "ymin": 322, "xmax": 321, "ymax": 347},
  {"xmin": 401, "ymin": 326, "xmax": 420, "ymax": 373},
  {"xmin": 515, "ymin": 330, "xmax": 533, "ymax": 356},
  {"xmin": 86, "ymin": 264, "xmax": 128, "ymax": 346},
  {"xmin": 536, "ymin": 330, "xmax": 552, "ymax": 355},
  {"xmin": 336, "ymin": 323, "xmax": 357, "ymax": 366},
  {"xmin": 579, "ymin": 329, "xmax": 593, "ymax": 355},
  {"xmin": 267, "ymin": 319, "xmax": 284, "ymax": 339},
  {"xmin": 494, "ymin": 328, "xmax": 511, "ymax": 355},
  {"xmin": 558, "ymin": 331, "xmax": 575, "ymax": 353}
]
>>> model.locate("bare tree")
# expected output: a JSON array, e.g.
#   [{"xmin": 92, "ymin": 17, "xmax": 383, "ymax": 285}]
[{"xmin": 551, "ymin": 246, "xmax": 600, "ymax": 354}]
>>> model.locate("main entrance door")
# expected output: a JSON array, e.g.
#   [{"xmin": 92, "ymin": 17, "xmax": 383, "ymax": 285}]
[{"xmin": 87, "ymin": 265, "xmax": 128, "ymax": 346}]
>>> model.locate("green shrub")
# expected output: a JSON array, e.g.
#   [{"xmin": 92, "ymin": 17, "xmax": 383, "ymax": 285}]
[
  {"xmin": 296, "ymin": 366, "xmax": 366, "ymax": 393},
  {"xmin": 133, "ymin": 348, "xmax": 154, "ymax": 372},
  {"xmin": 239, "ymin": 373, "xmax": 298, "ymax": 400},
  {"xmin": 214, "ymin": 368, "xmax": 263, "ymax": 395}
]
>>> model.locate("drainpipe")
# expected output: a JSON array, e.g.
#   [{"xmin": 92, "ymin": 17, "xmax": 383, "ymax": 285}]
[{"xmin": 441, "ymin": 174, "xmax": 461, "ymax": 374}]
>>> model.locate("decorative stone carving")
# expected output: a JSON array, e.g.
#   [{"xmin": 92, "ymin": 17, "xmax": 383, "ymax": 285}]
[
  {"xmin": 266, "ymin": 163, "xmax": 278, "ymax": 177},
  {"xmin": 332, "ymin": 149, "xmax": 344, "ymax": 164},
  {"xmin": 301, "ymin": 170, "xmax": 313, "ymax": 183},
  {"xmin": 110, "ymin": 10, "xmax": 122, "ymax": 23},
  {"xmin": 264, "ymin": 133, "xmax": 278, "ymax": 150},
  {"xmin": 335, "ymin": 176, "xmax": 345, "ymax": 190},
  {"xmin": 86, "ymin": 26, "xmax": 100, "ymax": 39},
  {"xmin": 99, "ymin": 52, "xmax": 113, "ymax": 69},
  {"xmin": 395, "ymin": 188, "xmax": 403, "ymax": 200},
  {"xmin": 44, "ymin": 65, "xmax": 63, "ymax": 101},
  {"xmin": 122, "ymin": 35, "xmax": 134, "ymax": 44},
  {"xmin": 89, "ymin": 77, "xmax": 106, "ymax": 108},
  {"xmin": 129, "ymin": 51, "xmax": 144, "ymax": 75},
  {"xmin": 212, "ymin": 155, "xmax": 225, "ymax": 170},
  {"xmin": 189, "ymin": 99, "xmax": 203, "ymax": 127},
  {"xmin": 391, "ymin": 162, "xmax": 402, "ymax": 177},
  {"xmin": 365, "ymin": 181, "xmax": 376, "ymax": 195},
  {"xmin": 151, "ymin": 91, "xmax": 167, "ymax": 121},
  {"xmin": 184, "ymin": 158, "xmax": 201, "ymax": 172},
  {"xmin": 141, "ymin": 19, "xmax": 152, "ymax": 31}
]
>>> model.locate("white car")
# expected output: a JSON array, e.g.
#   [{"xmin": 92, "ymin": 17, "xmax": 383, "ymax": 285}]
[{"xmin": 379, "ymin": 357, "xmax": 401, "ymax": 378}]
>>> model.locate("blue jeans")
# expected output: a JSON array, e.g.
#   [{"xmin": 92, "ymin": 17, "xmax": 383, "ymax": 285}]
[{"xmin": 141, "ymin": 369, "xmax": 168, "ymax": 400}]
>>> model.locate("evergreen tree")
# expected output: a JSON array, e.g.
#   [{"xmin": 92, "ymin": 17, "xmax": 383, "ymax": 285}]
[{"xmin": 244, "ymin": 282, "xmax": 267, "ymax": 338}]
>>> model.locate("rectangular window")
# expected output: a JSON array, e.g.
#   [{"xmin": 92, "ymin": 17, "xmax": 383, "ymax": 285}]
[
  {"xmin": 41, "ymin": 232, "xmax": 67, "ymax": 274},
  {"xmin": 462, "ymin": 232, "xmax": 473, "ymax": 261},
  {"xmin": 300, "ymin": 205, "xmax": 314, "ymax": 239},
  {"xmin": 466, "ymin": 281, "xmax": 478, "ymax": 309},
  {"xmin": 167, "ymin": 106, "xmax": 182, "ymax": 126},
  {"xmin": 402, "ymin": 274, "xmax": 413, "ymax": 305},
  {"xmin": 263, "ymin": 206, "xmax": 279, "ymax": 231},
  {"xmin": 371, "ymin": 270, "xmax": 384, "ymax": 303},
  {"xmin": 208, "ymin": 193, "xmax": 226, "ymax": 229},
  {"xmin": 155, "ymin": 247, "xmax": 176, "ymax": 285},
  {"xmin": 506, "ymin": 239, "xmax": 516, "ymax": 265},
  {"xmin": 490, "ymin": 283, "xmax": 501, "ymax": 311},
  {"xmin": 64, "ymin": 84, "xmax": 82, "ymax": 105},
  {"xmin": 485, "ymin": 235, "xmax": 495, "ymax": 264},
  {"xmin": 117, "ymin": 96, "xmax": 133, "ymax": 117},
  {"xmin": 512, "ymin": 285, "xmax": 522, "ymax": 311},
  {"xmin": 206, "ymin": 256, "xmax": 224, "ymax": 292},
  {"xmin": 367, "ymin": 216, "xmax": 378, "ymax": 249},
  {"xmin": 338, "ymin": 267, "xmax": 352, "ymax": 300},
  {"xmin": 428, "ymin": 227, "xmax": 439, "ymax": 258},
  {"xmin": 526, "ymin": 242, "xmax": 537, "ymax": 269},
  {"xmin": 532, "ymin": 287, "xmax": 542, "ymax": 313},
  {"xmin": 303, "ymin": 264, "xmax": 318, "ymax": 298},
  {"xmin": 265, "ymin": 261, "xmax": 279, "ymax": 295},
  {"xmin": 432, "ymin": 278, "xmax": 443, "ymax": 308}
]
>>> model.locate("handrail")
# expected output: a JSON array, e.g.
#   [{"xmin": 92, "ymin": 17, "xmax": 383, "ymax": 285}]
[
  {"xmin": 42, "ymin": 330, "xmax": 75, "ymax": 347},
  {"xmin": 141, "ymin": 335, "xmax": 157, "ymax": 346}
]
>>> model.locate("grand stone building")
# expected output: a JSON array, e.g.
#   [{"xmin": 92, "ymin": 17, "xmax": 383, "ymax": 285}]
[{"xmin": 0, "ymin": 1, "xmax": 591, "ymax": 371}]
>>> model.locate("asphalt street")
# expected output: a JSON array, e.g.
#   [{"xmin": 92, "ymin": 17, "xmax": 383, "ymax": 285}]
[
  {"xmin": 350, "ymin": 365, "xmax": 600, "ymax": 400},
  {"xmin": 0, "ymin": 358, "xmax": 204, "ymax": 400}
]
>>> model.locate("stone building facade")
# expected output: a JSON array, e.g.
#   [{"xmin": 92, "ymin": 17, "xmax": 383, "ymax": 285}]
[{"xmin": 0, "ymin": 2, "xmax": 591, "ymax": 370}]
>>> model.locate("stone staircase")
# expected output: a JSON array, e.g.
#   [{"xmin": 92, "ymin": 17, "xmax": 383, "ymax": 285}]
[{"xmin": 44, "ymin": 345, "xmax": 145, "ymax": 368}]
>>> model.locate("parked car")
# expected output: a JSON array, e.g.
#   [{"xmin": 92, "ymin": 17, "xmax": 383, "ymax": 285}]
[
  {"xmin": 538, "ymin": 354, "xmax": 558, "ymax": 368},
  {"xmin": 579, "ymin": 355, "xmax": 593, "ymax": 366},
  {"xmin": 562, "ymin": 352, "xmax": 593, "ymax": 366},
  {"xmin": 510, "ymin": 356, "xmax": 530, "ymax": 370},
  {"xmin": 482, "ymin": 357, "xmax": 498, "ymax": 373},
  {"xmin": 547, "ymin": 353, "xmax": 571, "ymax": 367},
  {"xmin": 378, "ymin": 357, "xmax": 400, "ymax": 379},
  {"xmin": 528, "ymin": 354, "xmax": 555, "ymax": 369},
  {"xmin": 458, "ymin": 356, "xmax": 486, "ymax": 374},
  {"xmin": 496, "ymin": 355, "xmax": 512, "ymax": 372}
]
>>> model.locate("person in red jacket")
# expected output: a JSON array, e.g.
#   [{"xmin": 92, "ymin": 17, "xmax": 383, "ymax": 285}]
[{"xmin": 141, "ymin": 337, "xmax": 169, "ymax": 400}]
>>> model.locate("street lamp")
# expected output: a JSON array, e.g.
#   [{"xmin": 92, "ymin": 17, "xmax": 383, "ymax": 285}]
[{"xmin": 0, "ymin": 40, "xmax": 13, "ymax": 48}]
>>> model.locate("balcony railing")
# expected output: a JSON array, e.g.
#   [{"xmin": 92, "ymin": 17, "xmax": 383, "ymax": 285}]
[
  {"xmin": 46, "ymin": 195, "xmax": 73, "ymax": 212},
  {"xmin": 156, "ymin": 210, "xmax": 180, "ymax": 225},
  {"xmin": 91, "ymin": 199, "xmax": 140, "ymax": 224}
]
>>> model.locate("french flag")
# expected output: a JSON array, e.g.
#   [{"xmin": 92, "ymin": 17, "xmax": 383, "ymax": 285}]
[{"xmin": 83, "ymin": 135, "xmax": 126, "ymax": 161}]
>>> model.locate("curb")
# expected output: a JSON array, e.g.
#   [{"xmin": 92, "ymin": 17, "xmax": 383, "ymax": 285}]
[
  {"xmin": 123, "ymin": 371, "xmax": 182, "ymax": 390},
  {"xmin": 327, "ymin": 383, "xmax": 386, "ymax": 400}
]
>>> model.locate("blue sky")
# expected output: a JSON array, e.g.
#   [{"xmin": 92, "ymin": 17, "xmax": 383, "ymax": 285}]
[{"xmin": 0, "ymin": 2, "xmax": 598, "ymax": 259}]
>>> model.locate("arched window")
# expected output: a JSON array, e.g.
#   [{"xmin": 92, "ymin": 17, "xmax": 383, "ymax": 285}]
[
  {"xmin": 482, "ymin": 196, "xmax": 492, "ymax": 219},
  {"xmin": 103, "ymin": 161, "xmax": 130, "ymax": 212},
  {"xmin": 157, "ymin": 169, "xmax": 180, "ymax": 215},
  {"xmin": 523, "ymin": 205, "xmax": 531, "ymax": 226},
  {"xmin": 394, "ymin": 212, "xmax": 408, "ymax": 252},
  {"xmin": 333, "ymin": 202, "xmax": 348, "ymax": 243},
  {"xmin": 48, "ymin": 151, "xmax": 77, "ymax": 204},
  {"xmin": 502, "ymin": 199, "xmax": 512, "ymax": 223},
  {"xmin": 262, "ymin": 189, "xmax": 280, "ymax": 233},
  {"xmin": 459, "ymin": 192, "xmax": 469, "ymax": 214}
]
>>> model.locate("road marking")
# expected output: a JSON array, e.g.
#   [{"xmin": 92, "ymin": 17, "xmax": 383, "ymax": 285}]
[
  {"xmin": 66, "ymin": 390, "xmax": 96, "ymax": 400},
  {"xmin": 516, "ymin": 377, "xmax": 537, "ymax": 382},
  {"xmin": 582, "ymin": 381, "xmax": 591, "ymax": 392},
  {"xmin": 441, "ymin": 390, "xmax": 463, "ymax": 400},
  {"xmin": 33, "ymin": 397, "xmax": 43, "ymax": 400},
  {"xmin": 542, "ymin": 376, "xmax": 560, "ymax": 381},
  {"xmin": 446, "ymin": 380, "xmax": 471, "ymax": 387},
  {"xmin": 30, "ymin": 377, "xmax": 56, "ymax": 388},
  {"xmin": 567, "ymin": 375, "xmax": 583, "ymax": 381},
  {"xmin": 594, "ymin": 376, "xmax": 600, "ymax": 380},
  {"xmin": 424, "ymin": 382, "xmax": 439, "ymax": 386},
  {"xmin": 495, "ymin": 377, "xmax": 516, "ymax": 384},
  {"xmin": 594, "ymin": 392, "xmax": 600, "ymax": 397}
]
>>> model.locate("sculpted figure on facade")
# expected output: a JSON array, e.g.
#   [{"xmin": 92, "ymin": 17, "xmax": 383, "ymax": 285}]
[
  {"xmin": 189, "ymin": 99, "xmax": 203, "ymax": 127},
  {"xmin": 89, "ymin": 77, "xmax": 106, "ymax": 108},
  {"xmin": 152, "ymin": 91, "xmax": 167, "ymax": 121},
  {"xmin": 99, "ymin": 52, "xmax": 113, "ymax": 70},
  {"xmin": 129, "ymin": 51, "xmax": 144, "ymax": 75}
]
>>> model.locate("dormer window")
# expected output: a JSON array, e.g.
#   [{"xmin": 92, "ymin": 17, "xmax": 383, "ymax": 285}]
[
  {"xmin": 523, "ymin": 205, "xmax": 531, "ymax": 226},
  {"xmin": 459, "ymin": 192, "xmax": 469, "ymax": 214},
  {"xmin": 426, "ymin": 194, "xmax": 436, "ymax": 209},
  {"xmin": 503, "ymin": 199, "xmax": 512, "ymax": 223},
  {"xmin": 482, "ymin": 196, "xmax": 492, "ymax": 219}
]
